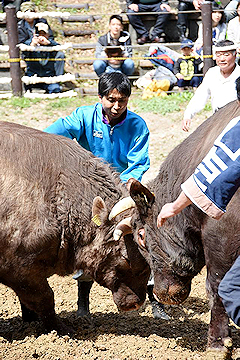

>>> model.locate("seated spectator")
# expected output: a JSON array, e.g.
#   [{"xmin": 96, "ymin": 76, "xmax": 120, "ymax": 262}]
[
  {"xmin": 23, "ymin": 22, "xmax": 61, "ymax": 93},
  {"xmin": 194, "ymin": 2, "xmax": 226, "ymax": 55},
  {"xmin": 174, "ymin": 39, "xmax": 202, "ymax": 91},
  {"xmin": 126, "ymin": 0, "xmax": 171, "ymax": 44},
  {"xmin": 18, "ymin": 1, "xmax": 65, "ymax": 77},
  {"xmin": 193, "ymin": 0, "xmax": 237, "ymax": 23},
  {"xmin": 177, "ymin": 0, "xmax": 196, "ymax": 42},
  {"xmin": 227, "ymin": 1, "xmax": 240, "ymax": 49},
  {"xmin": 93, "ymin": 15, "xmax": 134, "ymax": 77}
]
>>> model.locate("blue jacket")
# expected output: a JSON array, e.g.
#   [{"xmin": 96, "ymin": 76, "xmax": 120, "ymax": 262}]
[{"xmin": 44, "ymin": 103, "xmax": 150, "ymax": 182}]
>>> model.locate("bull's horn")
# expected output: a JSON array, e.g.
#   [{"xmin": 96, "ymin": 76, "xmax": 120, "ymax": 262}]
[
  {"xmin": 109, "ymin": 196, "xmax": 136, "ymax": 221},
  {"xmin": 113, "ymin": 217, "xmax": 132, "ymax": 241}
]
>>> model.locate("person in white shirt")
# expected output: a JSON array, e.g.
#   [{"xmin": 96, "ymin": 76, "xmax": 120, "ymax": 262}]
[
  {"xmin": 182, "ymin": 40, "xmax": 240, "ymax": 131},
  {"xmin": 227, "ymin": 1, "xmax": 240, "ymax": 46}
]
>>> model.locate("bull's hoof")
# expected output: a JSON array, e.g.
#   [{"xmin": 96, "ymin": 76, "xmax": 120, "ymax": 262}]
[{"xmin": 76, "ymin": 307, "xmax": 90, "ymax": 318}]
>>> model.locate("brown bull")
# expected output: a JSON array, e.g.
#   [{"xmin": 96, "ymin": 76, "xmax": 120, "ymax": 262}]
[
  {"xmin": 132, "ymin": 100, "xmax": 240, "ymax": 355},
  {"xmin": 0, "ymin": 121, "xmax": 152, "ymax": 333}
]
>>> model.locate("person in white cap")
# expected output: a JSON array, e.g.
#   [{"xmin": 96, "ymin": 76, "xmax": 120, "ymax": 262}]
[
  {"xmin": 23, "ymin": 22, "xmax": 61, "ymax": 93},
  {"xmin": 18, "ymin": 1, "xmax": 65, "ymax": 77},
  {"xmin": 182, "ymin": 39, "xmax": 240, "ymax": 131}
]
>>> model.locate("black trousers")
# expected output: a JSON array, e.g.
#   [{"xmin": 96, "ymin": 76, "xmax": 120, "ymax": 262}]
[{"xmin": 127, "ymin": 3, "xmax": 170, "ymax": 38}]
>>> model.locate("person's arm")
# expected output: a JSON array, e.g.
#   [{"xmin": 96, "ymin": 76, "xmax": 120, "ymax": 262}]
[
  {"xmin": 44, "ymin": 107, "xmax": 85, "ymax": 141},
  {"xmin": 120, "ymin": 130, "xmax": 150, "ymax": 182},
  {"xmin": 182, "ymin": 70, "xmax": 211, "ymax": 131},
  {"xmin": 226, "ymin": 19, "xmax": 235, "ymax": 43},
  {"xmin": 157, "ymin": 192, "xmax": 192, "ymax": 227},
  {"xmin": 95, "ymin": 37, "xmax": 107, "ymax": 59},
  {"xmin": 158, "ymin": 116, "xmax": 240, "ymax": 226}
]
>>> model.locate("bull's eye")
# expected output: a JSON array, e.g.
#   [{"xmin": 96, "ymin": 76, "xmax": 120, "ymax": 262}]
[{"xmin": 137, "ymin": 228, "xmax": 146, "ymax": 248}]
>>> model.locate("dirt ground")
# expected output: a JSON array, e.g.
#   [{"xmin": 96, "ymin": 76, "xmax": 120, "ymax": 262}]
[{"xmin": 0, "ymin": 98, "xmax": 240, "ymax": 360}]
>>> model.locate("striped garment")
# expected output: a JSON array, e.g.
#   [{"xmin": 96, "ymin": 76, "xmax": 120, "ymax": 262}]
[{"xmin": 181, "ymin": 116, "xmax": 240, "ymax": 219}]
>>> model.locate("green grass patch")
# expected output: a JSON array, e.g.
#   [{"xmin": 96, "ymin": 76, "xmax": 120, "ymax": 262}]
[
  {"xmin": 44, "ymin": 95, "xmax": 99, "ymax": 111},
  {"xmin": 129, "ymin": 92, "xmax": 194, "ymax": 115},
  {"xmin": 0, "ymin": 97, "xmax": 41, "ymax": 109}
]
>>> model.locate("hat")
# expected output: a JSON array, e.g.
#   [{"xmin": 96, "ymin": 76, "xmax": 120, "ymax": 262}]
[
  {"xmin": 20, "ymin": 1, "xmax": 36, "ymax": 12},
  {"xmin": 212, "ymin": 1, "xmax": 224, "ymax": 11},
  {"xmin": 35, "ymin": 22, "xmax": 49, "ymax": 34},
  {"xmin": 181, "ymin": 39, "xmax": 194, "ymax": 49}
]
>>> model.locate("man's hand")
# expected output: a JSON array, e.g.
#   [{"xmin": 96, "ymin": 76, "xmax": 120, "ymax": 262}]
[
  {"xmin": 129, "ymin": 3, "xmax": 138, "ymax": 11},
  {"xmin": 30, "ymin": 35, "xmax": 40, "ymax": 46},
  {"xmin": 193, "ymin": 0, "xmax": 202, "ymax": 10},
  {"xmin": 176, "ymin": 73, "xmax": 184, "ymax": 80},
  {"xmin": 160, "ymin": 3, "xmax": 171, "ymax": 12},
  {"xmin": 157, "ymin": 192, "xmax": 192, "ymax": 227},
  {"xmin": 182, "ymin": 118, "xmax": 191, "ymax": 132},
  {"xmin": 108, "ymin": 58, "xmax": 121, "ymax": 66},
  {"xmin": 157, "ymin": 203, "xmax": 176, "ymax": 227},
  {"xmin": 38, "ymin": 36, "xmax": 50, "ymax": 46}
]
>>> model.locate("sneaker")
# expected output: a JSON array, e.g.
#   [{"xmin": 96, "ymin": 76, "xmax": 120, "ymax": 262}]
[{"xmin": 151, "ymin": 301, "xmax": 170, "ymax": 320}]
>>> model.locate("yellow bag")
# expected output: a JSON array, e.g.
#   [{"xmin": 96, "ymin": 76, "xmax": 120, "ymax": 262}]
[{"xmin": 142, "ymin": 79, "xmax": 170, "ymax": 99}]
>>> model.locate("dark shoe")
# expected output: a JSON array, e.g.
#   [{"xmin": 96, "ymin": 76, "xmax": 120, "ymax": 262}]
[
  {"xmin": 151, "ymin": 300, "xmax": 170, "ymax": 320},
  {"xmin": 151, "ymin": 35, "xmax": 165, "ymax": 43},
  {"xmin": 137, "ymin": 35, "xmax": 149, "ymax": 45}
]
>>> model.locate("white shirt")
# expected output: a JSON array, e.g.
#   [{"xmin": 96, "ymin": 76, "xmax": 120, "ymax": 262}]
[
  {"xmin": 184, "ymin": 64, "xmax": 240, "ymax": 120},
  {"xmin": 227, "ymin": 16, "xmax": 240, "ymax": 45}
]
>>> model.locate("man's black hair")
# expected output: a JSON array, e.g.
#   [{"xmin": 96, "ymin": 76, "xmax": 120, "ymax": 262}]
[
  {"xmin": 236, "ymin": 76, "xmax": 240, "ymax": 101},
  {"xmin": 98, "ymin": 72, "xmax": 131, "ymax": 98},
  {"xmin": 109, "ymin": 14, "xmax": 123, "ymax": 24}
]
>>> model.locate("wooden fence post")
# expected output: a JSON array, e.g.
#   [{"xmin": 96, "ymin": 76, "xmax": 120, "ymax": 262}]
[
  {"xmin": 5, "ymin": 5, "xmax": 22, "ymax": 96},
  {"xmin": 201, "ymin": 1, "xmax": 214, "ymax": 75}
]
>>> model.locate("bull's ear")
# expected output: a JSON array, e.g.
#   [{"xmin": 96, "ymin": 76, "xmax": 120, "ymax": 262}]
[
  {"xmin": 92, "ymin": 196, "xmax": 107, "ymax": 226},
  {"xmin": 128, "ymin": 178, "xmax": 155, "ymax": 216}
]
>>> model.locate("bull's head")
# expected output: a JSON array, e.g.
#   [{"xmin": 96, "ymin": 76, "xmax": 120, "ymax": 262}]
[
  {"xmin": 87, "ymin": 178, "xmax": 154, "ymax": 312},
  {"xmin": 97, "ymin": 178, "xmax": 204, "ymax": 307}
]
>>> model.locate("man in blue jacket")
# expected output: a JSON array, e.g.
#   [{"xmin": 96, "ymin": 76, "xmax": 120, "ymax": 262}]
[{"xmin": 45, "ymin": 72, "xmax": 169, "ymax": 321}]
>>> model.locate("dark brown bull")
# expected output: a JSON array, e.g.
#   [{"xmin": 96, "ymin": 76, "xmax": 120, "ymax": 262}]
[
  {"xmin": 0, "ymin": 121, "xmax": 152, "ymax": 333},
  {"xmin": 132, "ymin": 101, "xmax": 240, "ymax": 355}
]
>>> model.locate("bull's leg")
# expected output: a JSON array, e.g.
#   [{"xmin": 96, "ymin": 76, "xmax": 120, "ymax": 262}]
[
  {"xmin": 77, "ymin": 280, "xmax": 93, "ymax": 317},
  {"xmin": 20, "ymin": 301, "xmax": 39, "ymax": 322},
  {"xmin": 206, "ymin": 275, "xmax": 232, "ymax": 355},
  {"xmin": 15, "ymin": 278, "xmax": 71, "ymax": 334}
]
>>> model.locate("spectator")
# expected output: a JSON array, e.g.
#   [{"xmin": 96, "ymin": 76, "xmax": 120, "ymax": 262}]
[
  {"xmin": 126, "ymin": 0, "xmax": 171, "ymax": 44},
  {"xmin": 18, "ymin": 1, "xmax": 65, "ymax": 77},
  {"xmin": 194, "ymin": 2, "xmax": 226, "ymax": 55},
  {"xmin": 24, "ymin": 22, "xmax": 61, "ymax": 93},
  {"xmin": 182, "ymin": 40, "xmax": 240, "ymax": 131},
  {"xmin": 177, "ymin": 0, "xmax": 196, "ymax": 42},
  {"xmin": 93, "ymin": 14, "xmax": 134, "ymax": 77},
  {"xmin": 44, "ymin": 71, "xmax": 170, "ymax": 321},
  {"xmin": 227, "ymin": 1, "xmax": 240, "ymax": 50},
  {"xmin": 174, "ymin": 39, "xmax": 202, "ymax": 91},
  {"xmin": 192, "ymin": 0, "xmax": 237, "ymax": 23}
]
